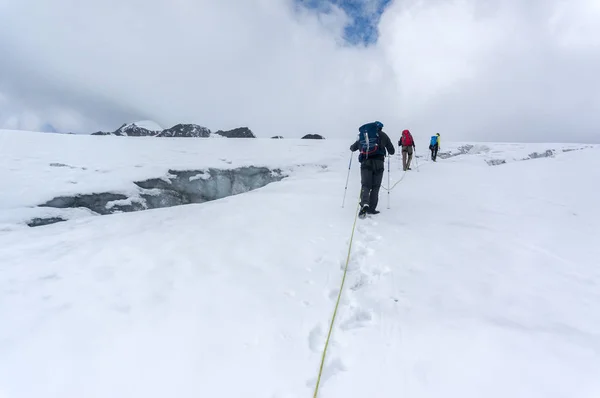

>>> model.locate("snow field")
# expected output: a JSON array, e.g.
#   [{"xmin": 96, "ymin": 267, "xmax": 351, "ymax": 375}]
[{"xmin": 0, "ymin": 130, "xmax": 599, "ymax": 398}]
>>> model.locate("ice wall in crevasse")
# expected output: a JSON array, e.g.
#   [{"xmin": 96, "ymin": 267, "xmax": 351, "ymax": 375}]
[{"xmin": 31, "ymin": 167, "xmax": 284, "ymax": 227}]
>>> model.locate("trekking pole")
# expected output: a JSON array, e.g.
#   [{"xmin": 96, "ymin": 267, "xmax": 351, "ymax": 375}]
[
  {"xmin": 415, "ymin": 153, "xmax": 420, "ymax": 172},
  {"xmin": 387, "ymin": 156, "xmax": 391, "ymax": 209},
  {"xmin": 341, "ymin": 152, "xmax": 353, "ymax": 208}
]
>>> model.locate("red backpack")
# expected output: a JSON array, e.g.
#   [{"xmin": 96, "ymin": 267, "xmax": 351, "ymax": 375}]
[{"xmin": 401, "ymin": 130, "xmax": 413, "ymax": 146}]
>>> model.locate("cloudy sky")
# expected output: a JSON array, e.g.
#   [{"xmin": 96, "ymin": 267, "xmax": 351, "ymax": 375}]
[{"xmin": 1, "ymin": 0, "xmax": 599, "ymax": 142}]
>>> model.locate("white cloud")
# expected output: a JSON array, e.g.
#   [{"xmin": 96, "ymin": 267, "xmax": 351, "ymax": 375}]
[
  {"xmin": 378, "ymin": 0, "xmax": 600, "ymax": 142},
  {"xmin": 549, "ymin": 0, "xmax": 600, "ymax": 49},
  {"xmin": 0, "ymin": 0, "xmax": 599, "ymax": 143}
]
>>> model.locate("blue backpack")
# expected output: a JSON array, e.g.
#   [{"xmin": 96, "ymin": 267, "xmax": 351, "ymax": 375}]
[
  {"xmin": 430, "ymin": 135, "xmax": 438, "ymax": 146},
  {"xmin": 358, "ymin": 121, "xmax": 383, "ymax": 159}
]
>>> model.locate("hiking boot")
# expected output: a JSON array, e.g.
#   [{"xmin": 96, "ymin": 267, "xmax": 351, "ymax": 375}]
[
  {"xmin": 359, "ymin": 205, "xmax": 369, "ymax": 218},
  {"xmin": 368, "ymin": 209, "xmax": 380, "ymax": 215}
]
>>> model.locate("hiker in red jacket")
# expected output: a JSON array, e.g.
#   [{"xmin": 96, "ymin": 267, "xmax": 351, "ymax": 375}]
[{"xmin": 398, "ymin": 129, "xmax": 416, "ymax": 171}]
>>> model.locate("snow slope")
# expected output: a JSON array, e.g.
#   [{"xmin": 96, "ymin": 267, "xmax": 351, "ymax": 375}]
[
  {"xmin": 0, "ymin": 130, "xmax": 338, "ymax": 228},
  {"xmin": 1, "ymin": 130, "xmax": 599, "ymax": 398}
]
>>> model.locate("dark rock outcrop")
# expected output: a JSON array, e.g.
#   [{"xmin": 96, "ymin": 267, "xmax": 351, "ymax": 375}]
[
  {"xmin": 271, "ymin": 136, "xmax": 284, "ymax": 139},
  {"xmin": 487, "ymin": 148, "xmax": 558, "ymax": 166},
  {"xmin": 302, "ymin": 134, "xmax": 325, "ymax": 139},
  {"xmin": 486, "ymin": 159, "xmax": 507, "ymax": 166},
  {"xmin": 214, "ymin": 127, "xmax": 256, "ymax": 138},
  {"xmin": 91, "ymin": 121, "xmax": 162, "ymax": 137},
  {"xmin": 525, "ymin": 150, "xmax": 555, "ymax": 160},
  {"xmin": 27, "ymin": 217, "xmax": 67, "ymax": 227},
  {"xmin": 113, "ymin": 123, "xmax": 156, "ymax": 137},
  {"xmin": 437, "ymin": 144, "xmax": 474, "ymax": 159},
  {"xmin": 158, "ymin": 124, "xmax": 211, "ymax": 138}
]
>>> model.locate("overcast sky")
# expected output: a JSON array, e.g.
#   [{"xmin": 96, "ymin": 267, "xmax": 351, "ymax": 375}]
[{"xmin": 1, "ymin": 0, "xmax": 599, "ymax": 142}]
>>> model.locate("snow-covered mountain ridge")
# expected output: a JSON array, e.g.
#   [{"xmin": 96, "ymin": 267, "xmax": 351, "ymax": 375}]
[{"xmin": 92, "ymin": 120, "xmax": 254, "ymax": 138}]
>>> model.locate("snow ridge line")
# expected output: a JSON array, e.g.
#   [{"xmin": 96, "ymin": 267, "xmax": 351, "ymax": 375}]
[{"xmin": 312, "ymin": 191, "xmax": 362, "ymax": 398}]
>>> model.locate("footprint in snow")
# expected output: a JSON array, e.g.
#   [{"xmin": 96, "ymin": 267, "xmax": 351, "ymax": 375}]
[
  {"xmin": 340, "ymin": 307, "xmax": 373, "ymax": 331},
  {"xmin": 308, "ymin": 325, "xmax": 324, "ymax": 353},
  {"xmin": 328, "ymin": 288, "xmax": 340, "ymax": 300},
  {"xmin": 350, "ymin": 272, "xmax": 370, "ymax": 291},
  {"xmin": 327, "ymin": 287, "xmax": 350, "ymax": 306},
  {"xmin": 306, "ymin": 357, "xmax": 347, "ymax": 388},
  {"xmin": 314, "ymin": 255, "xmax": 326, "ymax": 264},
  {"xmin": 344, "ymin": 257, "xmax": 361, "ymax": 272},
  {"xmin": 351, "ymin": 242, "xmax": 369, "ymax": 260},
  {"xmin": 354, "ymin": 237, "xmax": 375, "ymax": 257},
  {"xmin": 355, "ymin": 237, "xmax": 377, "ymax": 254},
  {"xmin": 359, "ymin": 231, "xmax": 379, "ymax": 243}
]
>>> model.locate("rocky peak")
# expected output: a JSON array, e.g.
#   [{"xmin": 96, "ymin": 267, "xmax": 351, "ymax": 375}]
[
  {"xmin": 158, "ymin": 124, "xmax": 211, "ymax": 138},
  {"xmin": 114, "ymin": 121, "xmax": 162, "ymax": 137},
  {"xmin": 214, "ymin": 127, "xmax": 256, "ymax": 138},
  {"xmin": 302, "ymin": 134, "xmax": 325, "ymax": 139}
]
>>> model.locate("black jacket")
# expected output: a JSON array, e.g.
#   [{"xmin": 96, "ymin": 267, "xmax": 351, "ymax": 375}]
[{"xmin": 350, "ymin": 131, "xmax": 395, "ymax": 162}]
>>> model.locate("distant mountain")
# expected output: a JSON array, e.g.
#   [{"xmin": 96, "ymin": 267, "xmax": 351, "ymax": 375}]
[
  {"xmin": 157, "ymin": 124, "xmax": 211, "ymax": 138},
  {"xmin": 92, "ymin": 121, "xmax": 255, "ymax": 138},
  {"xmin": 302, "ymin": 134, "xmax": 325, "ymax": 139},
  {"xmin": 214, "ymin": 127, "xmax": 256, "ymax": 138},
  {"xmin": 92, "ymin": 120, "xmax": 162, "ymax": 137},
  {"xmin": 114, "ymin": 121, "xmax": 163, "ymax": 137}
]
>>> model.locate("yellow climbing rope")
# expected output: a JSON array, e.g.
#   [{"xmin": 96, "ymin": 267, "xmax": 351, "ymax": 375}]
[
  {"xmin": 382, "ymin": 170, "xmax": 407, "ymax": 192},
  {"xmin": 312, "ymin": 162, "xmax": 414, "ymax": 396},
  {"xmin": 312, "ymin": 191, "xmax": 361, "ymax": 398}
]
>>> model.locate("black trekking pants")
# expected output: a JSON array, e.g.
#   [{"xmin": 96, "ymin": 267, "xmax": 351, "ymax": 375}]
[
  {"xmin": 360, "ymin": 158, "xmax": 385, "ymax": 210},
  {"xmin": 430, "ymin": 144, "xmax": 439, "ymax": 161}
]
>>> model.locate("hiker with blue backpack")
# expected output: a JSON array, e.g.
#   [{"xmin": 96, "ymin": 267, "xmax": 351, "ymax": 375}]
[
  {"xmin": 350, "ymin": 121, "xmax": 396, "ymax": 218},
  {"xmin": 429, "ymin": 133, "xmax": 440, "ymax": 162}
]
